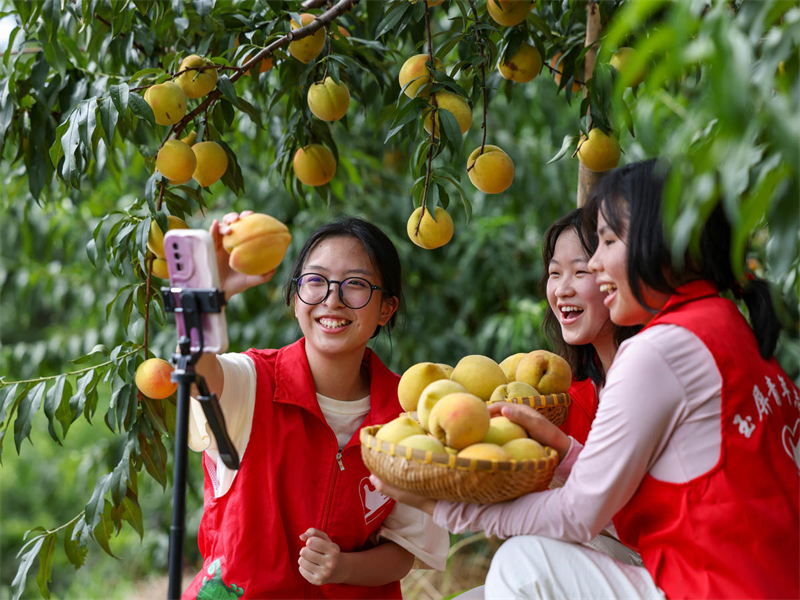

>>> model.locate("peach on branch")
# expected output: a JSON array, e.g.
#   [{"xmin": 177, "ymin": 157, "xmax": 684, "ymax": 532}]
[
  {"xmin": 486, "ymin": 0, "xmax": 531, "ymax": 27},
  {"xmin": 307, "ymin": 77, "xmax": 351, "ymax": 122},
  {"xmin": 144, "ymin": 82, "xmax": 187, "ymax": 126},
  {"xmin": 577, "ymin": 129, "xmax": 621, "ymax": 173},
  {"xmin": 498, "ymin": 42, "xmax": 542, "ymax": 83},
  {"xmin": 156, "ymin": 140, "xmax": 197, "ymax": 185},
  {"xmin": 610, "ymin": 47, "xmax": 646, "ymax": 87},
  {"xmin": 147, "ymin": 215, "xmax": 189, "ymax": 259},
  {"xmin": 406, "ymin": 206, "xmax": 454, "ymax": 250},
  {"xmin": 398, "ymin": 54, "xmax": 443, "ymax": 99},
  {"xmin": 397, "ymin": 362, "xmax": 449, "ymax": 412},
  {"xmin": 428, "ymin": 392, "xmax": 490, "ymax": 450},
  {"xmin": 450, "ymin": 355, "xmax": 507, "ymax": 402},
  {"xmin": 151, "ymin": 257, "xmax": 170, "ymax": 279},
  {"xmin": 192, "ymin": 141, "xmax": 229, "ymax": 187},
  {"xmin": 467, "ymin": 145, "xmax": 515, "ymax": 194},
  {"xmin": 175, "ymin": 54, "xmax": 219, "ymax": 99},
  {"xmin": 289, "ymin": 14, "xmax": 326, "ymax": 64},
  {"xmin": 422, "ymin": 92, "xmax": 472, "ymax": 138},
  {"xmin": 293, "ymin": 144, "xmax": 336, "ymax": 186},
  {"xmin": 135, "ymin": 358, "xmax": 177, "ymax": 400},
  {"xmin": 221, "ymin": 213, "xmax": 292, "ymax": 276},
  {"xmin": 515, "ymin": 350, "xmax": 572, "ymax": 395}
]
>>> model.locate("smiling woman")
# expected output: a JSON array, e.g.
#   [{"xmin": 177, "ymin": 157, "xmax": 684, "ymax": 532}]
[
  {"xmin": 372, "ymin": 161, "xmax": 800, "ymax": 600},
  {"xmin": 183, "ymin": 214, "xmax": 449, "ymax": 600}
]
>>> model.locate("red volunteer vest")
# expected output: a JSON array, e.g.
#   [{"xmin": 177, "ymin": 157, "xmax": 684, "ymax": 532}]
[
  {"xmin": 613, "ymin": 281, "xmax": 800, "ymax": 599},
  {"xmin": 561, "ymin": 378, "xmax": 598, "ymax": 445},
  {"xmin": 183, "ymin": 338, "xmax": 404, "ymax": 600}
]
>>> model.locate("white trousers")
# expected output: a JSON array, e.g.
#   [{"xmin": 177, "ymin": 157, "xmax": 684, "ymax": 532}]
[{"xmin": 484, "ymin": 535, "xmax": 665, "ymax": 600}]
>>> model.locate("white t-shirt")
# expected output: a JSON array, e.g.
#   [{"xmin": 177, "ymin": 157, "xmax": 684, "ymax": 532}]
[{"xmin": 189, "ymin": 352, "xmax": 449, "ymax": 571}]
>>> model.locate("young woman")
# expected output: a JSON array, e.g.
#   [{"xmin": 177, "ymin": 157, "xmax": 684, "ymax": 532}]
[
  {"xmin": 373, "ymin": 160, "xmax": 800, "ymax": 599},
  {"xmin": 183, "ymin": 213, "xmax": 449, "ymax": 600},
  {"xmin": 542, "ymin": 208, "xmax": 639, "ymax": 446}
]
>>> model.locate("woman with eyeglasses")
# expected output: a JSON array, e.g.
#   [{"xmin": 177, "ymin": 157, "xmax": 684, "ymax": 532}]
[{"xmin": 181, "ymin": 212, "xmax": 449, "ymax": 600}]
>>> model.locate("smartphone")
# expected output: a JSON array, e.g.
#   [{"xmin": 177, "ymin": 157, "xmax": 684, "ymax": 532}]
[{"xmin": 163, "ymin": 229, "xmax": 229, "ymax": 354}]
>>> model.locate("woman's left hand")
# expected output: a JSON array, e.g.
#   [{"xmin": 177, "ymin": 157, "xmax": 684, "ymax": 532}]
[
  {"xmin": 298, "ymin": 528, "xmax": 345, "ymax": 586},
  {"xmin": 369, "ymin": 475, "xmax": 438, "ymax": 515}
]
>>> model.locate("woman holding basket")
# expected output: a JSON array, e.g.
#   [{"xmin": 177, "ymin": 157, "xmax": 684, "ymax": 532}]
[{"xmin": 373, "ymin": 160, "xmax": 800, "ymax": 599}]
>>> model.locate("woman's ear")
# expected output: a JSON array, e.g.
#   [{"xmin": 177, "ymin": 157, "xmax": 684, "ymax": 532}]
[{"xmin": 378, "ymin": 296, "xmax": 398, "ymax": 326}]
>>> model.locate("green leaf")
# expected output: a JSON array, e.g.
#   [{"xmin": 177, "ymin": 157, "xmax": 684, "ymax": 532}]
[
  {"xmin": 110, "ymin": 83, "xmax": 129, "ymax": 116},
  {"xmin": 0, "ymin": 383, "xmax": 19, "ymax": 425},
  {"xmin": 14, "ymin": 381, "xmax": 46, "ymax": 453},
  {"xmin": 69, "ymin": 370, "xmax": 95, "ymax": 422},
  {"xmin": 216, "ymin": 75, "xmax": 238, "ymax": 107},
  {"xmin": 548, "ymin": 134, "xmax": 579, "ymax": 164},
  {"xmin": 84, "ymin": 473, "xmax": 112, "ymax": 529},
  {"xmin": 98, "ymin": 97, "xmax": 118, "ymax": 146},
  {"xmin": 437, "ymin": 108, "xmax": 463, "ymax": 156},
  {"xmin": 35, "ymin": 533, "xmax": 55, "ymax": 599},
  {"xmin": 41, "ymin": 0, "xmax": 61, "ymax": 41},
  {"xmin": 128, "ymin": 92, "xmax": 155, "ymax": 128},
  {"xmin": 93, "ymin": 501, "xmax": 119, "ymax": 558},
  {"xmin": 375, "ymin": 2, "xmax": 412, "ymax": 39},
  {"xmin": 63, "ymin": 519, "xmax": 88, "ymax": 570},
  {"xmin": 122, "ymin": 492, "xmax": 144, "ymax": 539},
  {"xmin": 11, "ymin": 534, "xmax": 45, "ymax": 600},
  {"xmin": 43, "ymin": 375, "xmax": 66, "ymax": 444}
]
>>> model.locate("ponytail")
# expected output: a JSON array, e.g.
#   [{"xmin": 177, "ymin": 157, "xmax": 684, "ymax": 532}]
[{"xmin": 737, "ymin": 279, "xmax": 782, "ymax": 359}]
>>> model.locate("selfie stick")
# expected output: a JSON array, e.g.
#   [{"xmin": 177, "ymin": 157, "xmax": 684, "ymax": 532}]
[{"xmin": 161, "ymin": 287, "xmax": 240, "ymax": 600}]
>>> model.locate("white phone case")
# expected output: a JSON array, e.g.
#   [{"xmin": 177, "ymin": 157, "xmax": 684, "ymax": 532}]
[{"xmin": 163, "ymin": 229, "xmax": 229, "ymax": 354}]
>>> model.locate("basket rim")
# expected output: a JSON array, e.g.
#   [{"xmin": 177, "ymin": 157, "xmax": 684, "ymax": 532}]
[
  {"xmin": 486, "ymin": 392, "xmax": 571, "ymax": 408},
  {"xmin": 360, "ymin": 426, "xmax": 559, "ymax": 473}
]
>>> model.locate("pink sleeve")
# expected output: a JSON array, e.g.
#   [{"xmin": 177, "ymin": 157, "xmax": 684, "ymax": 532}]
[{"xmin": 433, "ymin": 328, "xmax": 691, "ymax": 542}]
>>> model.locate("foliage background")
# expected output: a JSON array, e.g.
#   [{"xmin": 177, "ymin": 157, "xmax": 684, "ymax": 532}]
[{"xmin": 0, "ymin": 0, "xmax": 798, "ymax": 598}]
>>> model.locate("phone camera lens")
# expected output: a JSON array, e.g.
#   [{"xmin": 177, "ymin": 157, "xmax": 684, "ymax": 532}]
[
  {"xmin": 176, "ymin": 264, "xmax": 183, "ymax": 271},
  {"xmin": 174, "ymin": 253, "xmax": 181, "ymax": 260}
]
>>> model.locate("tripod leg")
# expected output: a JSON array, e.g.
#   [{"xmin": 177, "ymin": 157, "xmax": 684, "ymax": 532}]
[{"xmin": 168, "ymin": 378, "xmax": 191, "ymax": 600}]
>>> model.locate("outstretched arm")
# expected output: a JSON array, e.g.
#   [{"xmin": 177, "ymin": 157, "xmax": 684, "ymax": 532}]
[
  {"xmin": 192, "ymin": 211, "xmax": 275, "ymax": 400},
  {"xmin": 298, "ymin": 528, "xmax": 415, "ymax": 587}
]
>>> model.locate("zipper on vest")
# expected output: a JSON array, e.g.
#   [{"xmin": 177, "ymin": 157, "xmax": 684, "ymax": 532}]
[{"xmin": 336, "ymin": 450, "xmax": 344, "ymax": 471}]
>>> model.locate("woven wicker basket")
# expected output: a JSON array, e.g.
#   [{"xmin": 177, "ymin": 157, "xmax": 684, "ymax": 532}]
[
  {"xmin": 487, "ymin": 393, "xmax": 571, "ymax": 427},
  {"xmin": 360, "ymin": 425, "xmax": 559, "ymax": 504}
]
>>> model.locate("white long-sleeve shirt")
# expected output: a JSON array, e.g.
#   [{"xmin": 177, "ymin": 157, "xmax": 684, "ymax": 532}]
[{"xmin": 433, "ymin": 324, "xmax": 723, "ymax": 541}]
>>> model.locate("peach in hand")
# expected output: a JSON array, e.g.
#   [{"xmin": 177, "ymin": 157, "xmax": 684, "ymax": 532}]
[{"xmin": 222, "ymin": 213, "xmax": 292, "ymax": 276}]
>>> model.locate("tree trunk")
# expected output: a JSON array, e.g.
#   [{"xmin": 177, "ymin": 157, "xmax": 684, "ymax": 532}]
[{"xmin": 577, "ymin": 0, "xmax": 602, "ymax": 207}]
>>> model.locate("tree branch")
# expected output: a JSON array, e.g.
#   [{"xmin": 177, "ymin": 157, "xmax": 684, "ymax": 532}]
[
  {"xmin": 467, "ymin": 0, "xmax": 488, "ymax": 169},
  {"xmin": 416, "ymin": 0, "xmax": 438, "ymax": 236},
  {"xmin": 172, "ymin": 0, "xmax": 359, "ymax": 139}
]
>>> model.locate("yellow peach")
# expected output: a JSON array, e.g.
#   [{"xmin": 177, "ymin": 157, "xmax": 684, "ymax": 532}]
[
  {"xmin": 450, "ymin": 355, "xmax": 507, "ymax": 402},
  {"xmin": 515, "ymin": 350, "xmax": 572, "ymax": 395},
  {"xmin": 428, "ymin": 392, "xmax": 490, "ymax": 450},
  {"xmin": 467, "ymin": 145, "xmax": 515, "ymax": 194},
  {"xmin": 135, "ymin": 358, "xmax": 177, "ymax": 400},
  {"xmin": 222, "ymin": 213, "xmax": 292, "ymax": 276},
  {"xmin": 289, "ymin": 14, "xmax": 326, "ymax": 64},
  {"xmin": 293, "ymin": 144, "xmax": 336, "ymax": 186},
  {"xmin": 406, "ymin": 206, "xmax": 454, "ymax": 250},
  {"xmin": 397, "ymin": 362, "xmax": 449, "ymax": 412},
  {"xmin": 398, "ymin": 54, "xmax": 443, "ymax": 99}
]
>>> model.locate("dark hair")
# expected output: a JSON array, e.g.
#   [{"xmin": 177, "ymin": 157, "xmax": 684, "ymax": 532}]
[
  {"xmin": 283, "ymin": 217, "xmax": 403, "ymax": 336},
  {"xmin": 584, "ymin": 159, "xmax": 781, "ymax": 358},
  {"xmin": 540, "ymin": 208, "xmax": 640, "ymax": 386}
]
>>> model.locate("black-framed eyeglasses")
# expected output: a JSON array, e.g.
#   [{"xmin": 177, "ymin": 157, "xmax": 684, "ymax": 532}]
[{"xmin": 292, "ymin": 273, "xmax": 392, "ymax": 309}]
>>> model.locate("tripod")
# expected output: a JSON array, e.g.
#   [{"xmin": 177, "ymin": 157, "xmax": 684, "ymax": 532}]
[{"xmin": 161, "ymin": 287, "xmax": 240, "ymax": 600}]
